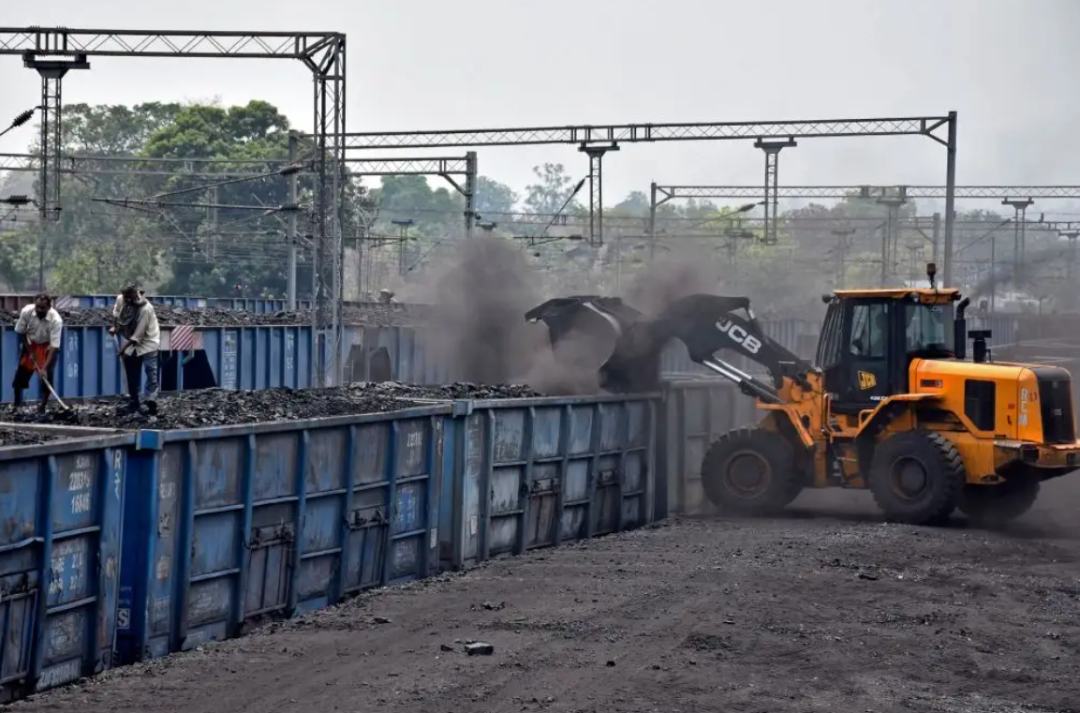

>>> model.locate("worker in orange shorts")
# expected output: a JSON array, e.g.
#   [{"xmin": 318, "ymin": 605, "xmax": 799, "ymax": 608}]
[{"xmin": 12, "ymin": 293, "xmax": 63, "ymax": 411}]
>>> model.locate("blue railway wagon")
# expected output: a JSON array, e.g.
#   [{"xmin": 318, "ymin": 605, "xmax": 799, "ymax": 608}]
[
  {"xmin": 195, "ymin": 325, "xmax": 312, "ymax": 392},
  {"xmin": 115, "ymin": 405, "xmax": 449, "ymax": 663},
  {"xmin": 341, "ymin": 326, "xmax": 454, "ymax": 385},
  {"xmin": 656, "ymin": 378, "xmax": 758, "ymax": 516},
  {"xmin": 0, "ymin": 294, "xmax": 318, "ymax": 313},
  {"xmin": 0, "ymin": 432, "xmax": 131, "ymax": 700},
  {"xmin": 438, "ymin": 395, "xmax": 658, "ymax": 571},
  {"xmin": 0, "ymin": 325, "xmax": 314, "ymax": 403}
]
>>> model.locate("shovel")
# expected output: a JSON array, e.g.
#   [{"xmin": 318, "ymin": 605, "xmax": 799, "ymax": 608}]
[{"xmin": 114, "ymin": 333, "xmax": 129, "ymax": 394}]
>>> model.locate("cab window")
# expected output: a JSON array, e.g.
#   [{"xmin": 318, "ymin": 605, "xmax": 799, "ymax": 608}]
[
  {"xmin": 850, "ymin": 303, "xmax": 889, "ymax": 359},
  {"xmin": 904, "ymin": 303, "xmax": 954, "ymax": 352}
]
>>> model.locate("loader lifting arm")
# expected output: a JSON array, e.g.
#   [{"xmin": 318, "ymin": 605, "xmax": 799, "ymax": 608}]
[{"xmin": 642, "ymin": 294, "xmax": 816, "ymax": 403}]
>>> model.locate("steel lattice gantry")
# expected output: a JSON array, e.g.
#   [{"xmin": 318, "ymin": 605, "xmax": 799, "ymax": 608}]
[
  {"xmin": 0, "ymin": 151, "xmax": 471, "ymax": 178},
  {"xmin": 653, "ymin": 185, "xmax": 1080, "ymax": 200},
  {"xmin": 0, "ymin": 26, "xmax": 346, "ymax": 385},
  {"xmin": 327, "ymin": 114, "xmax": 960, "ymax": 267}
]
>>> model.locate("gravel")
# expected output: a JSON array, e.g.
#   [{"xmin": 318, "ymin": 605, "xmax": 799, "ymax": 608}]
[
  {"xmin": 0, "ymin": 304, "xmax": 434, "ymax": 328},
  {"xmin": 0, "ymin": 426, "xmax": 65, "ymax": 446},
  {"xmin": 2, "ymin": 382, "xmax": 543, "ymax": 431}
]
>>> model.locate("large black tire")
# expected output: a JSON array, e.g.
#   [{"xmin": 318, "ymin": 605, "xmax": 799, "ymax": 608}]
[
  {"xmin": 959, "ymin": 478, "xmax": 1040, "ymax": 528},
  {"xmin": 868, "ymin": 431, "xmax": 966, "ymax": 525},
  {"xmin": 701, "ymin": 428, "xmax": 804, "ymax": 516}
]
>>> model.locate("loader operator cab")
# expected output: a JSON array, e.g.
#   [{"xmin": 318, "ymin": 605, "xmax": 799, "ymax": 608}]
[{"xmin": 817, "ymin": 289, "xmax": 958, "ymax": 414}]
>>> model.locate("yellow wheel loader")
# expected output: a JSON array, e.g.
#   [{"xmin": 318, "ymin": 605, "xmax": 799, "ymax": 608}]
[{"xmin": 526, "ymin": 265, "xmax": 1079, "ymax": 526}]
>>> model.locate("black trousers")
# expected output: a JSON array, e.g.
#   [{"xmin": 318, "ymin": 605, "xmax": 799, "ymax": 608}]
[{"xmin": 12, "ymin": 360, "xmax": 56, "ymax": 406}]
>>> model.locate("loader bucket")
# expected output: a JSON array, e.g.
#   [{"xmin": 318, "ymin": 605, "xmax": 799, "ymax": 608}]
[{"xmin": 525, "ymin": 296, "xmax": 665, "ymax": 394}]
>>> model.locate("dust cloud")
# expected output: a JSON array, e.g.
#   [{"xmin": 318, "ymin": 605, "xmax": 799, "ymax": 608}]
[
  {"xmin": 411, "ymin": 236, "xmax": 605, "ymax": 395},
  {"xmin": 408, "ymin": 238, "xmax": 760, "ymax": 395},
  {"xmin": 622, "ymin": 243, "xmax": 723, "ymax": 315}
]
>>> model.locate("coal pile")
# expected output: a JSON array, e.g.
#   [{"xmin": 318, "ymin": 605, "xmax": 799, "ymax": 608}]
[
  {"xmin": 0, "ymin": 304, "xmax": 432, "ymax": 329},
  {"xmin": 3, "ymin": 381, "xmax": 543, "ymax": 431},
  {"xmin": 369, "ymin": 382, "xmax": 542, "ymax": 400},
  {"xmin": 0, "ymin": 426, "xmax": 65, "ymax": 446}
]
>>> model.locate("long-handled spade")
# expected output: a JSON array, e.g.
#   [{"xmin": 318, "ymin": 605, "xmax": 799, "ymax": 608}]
[{"xmin": 114, "ymin": 333, "xmax": 129, "ymax": 394}]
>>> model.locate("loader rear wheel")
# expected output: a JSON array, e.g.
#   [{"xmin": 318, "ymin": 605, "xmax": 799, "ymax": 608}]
[
  {"xmin": 868, "ymin": 431, "xmax": 966, "ymax": 525},
  {"xmin": 959, "ymin": 478, "xmax": 1040, "ymax": 528},
  {"xmin": 701, "ymin": 428, "xmax": 803, "ymax": 516}
]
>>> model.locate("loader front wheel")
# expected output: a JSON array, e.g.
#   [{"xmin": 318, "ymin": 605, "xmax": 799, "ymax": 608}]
[
  {"xmin": 701, "ymin": 428, "xmax": 803, "ymax": 516},
  {"xmin": 959, "ymin": 478, "xmax": 1040, "ymax": 528},
  {"xmin": 868, "ymin": 431, "xmax": 966, "ymax": 525}
]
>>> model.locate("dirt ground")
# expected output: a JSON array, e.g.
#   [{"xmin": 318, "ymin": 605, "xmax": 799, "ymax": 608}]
[{"xmin": 16, "ymin": 478, "xmax": 1080, "ymax": 713}]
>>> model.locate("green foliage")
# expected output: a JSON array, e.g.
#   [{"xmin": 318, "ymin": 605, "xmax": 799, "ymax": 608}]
[
  {"xmin": 0, "ymin": 99, "xmax": 374, "ymax": 297},
  {"xmin": 475, "ymin": 176, "xmax": 519, "ymax": 216},
  {"xmin": 524, "ymin": 163, "xmax": 583, "ymax": 215}
]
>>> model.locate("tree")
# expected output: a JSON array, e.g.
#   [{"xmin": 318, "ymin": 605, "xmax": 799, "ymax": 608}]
[
  {"xmin": 141, "ymin": 101, "xmax": 299, "ymax": 296},
  {"xmin": 523, "ymin": 163, "xmax": 583, "ymax": 216},
  {"xmin": 0, "ymin": 99, "xmax": 374, "ymax": 296},
  {"xmin": 64, "ymin": 102, "xmax": 183, "ymax": 155},
  {"xmin": 474, "ymin": 176, "xmax": 518, "ymax": 217},
  {"xmin": 615, "ymin": 191, "xmax": 650, "ymax": 215},
  {"xmin": 0, "ymin": 102, "xmax": 185, "ymax": 292}
]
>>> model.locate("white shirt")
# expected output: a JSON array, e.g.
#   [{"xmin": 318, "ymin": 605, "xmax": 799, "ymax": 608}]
[
  {"xmin": 122, "ymin": 300, "xmax": 161, "ymax": 356},
  {"xmin": 14, "ymin": 305, "xmax": 63, "ymax": 349}
]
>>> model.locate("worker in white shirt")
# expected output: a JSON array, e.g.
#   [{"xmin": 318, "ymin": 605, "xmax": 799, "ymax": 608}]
[
  {"xmin": 12, "ymin": 294, "xmax": 63, "ymax": 411},
  {"xmin": 115, "ymin": 284, "xmax": 161, "ymax": 414}
]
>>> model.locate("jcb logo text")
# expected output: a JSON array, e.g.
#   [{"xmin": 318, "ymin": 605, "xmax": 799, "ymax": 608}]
[{"xmin": 716, "ymin": 320, "xmax": 762, "ymax": 355}]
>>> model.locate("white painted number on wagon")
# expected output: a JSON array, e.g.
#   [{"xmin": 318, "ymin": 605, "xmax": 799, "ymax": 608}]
[{"xmin": 71, "ymin": 492, "xmax": 91, "ymax": 515}]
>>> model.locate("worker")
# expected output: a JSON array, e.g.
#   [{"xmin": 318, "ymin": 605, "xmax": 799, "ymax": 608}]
[
  {"xmin": 110, "ymin": 287, "xmax": 144, "ymax": 332},
  {"xmin": 12, "ymin": 294, "xmax": 63, "ymax": 411},
  {"xmin": 115, "ymin": 285, "xmax": 161, "ymax": 414}
]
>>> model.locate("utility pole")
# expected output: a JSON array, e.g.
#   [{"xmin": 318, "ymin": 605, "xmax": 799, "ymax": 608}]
[
  {"xmin": 578, "ymin": 142, "xmax": 618, "ymax": 246},
  {"xmin": 876, "ymin": 189, "xmax": 907, "ymax": 286},
  {"xmin": 723, "ymin": 228, "xmax": 755, "ymax": 268},
  {"xmin": 648, "ymin": 182, "xmax": 658, "ymax": 263},
  {"xmin": 1061, "ymin": 230, "xmax": 1080, "ymax": 288},
  {"xmin": 941, "ymin": 111, "xmax": 958, "ymax": 289},
  {"xmin": 755, "ymin": 137, "xmax": 797, "ymax": 246},
  {"xmin": 285, "ymin": 131, "xmax": 300, "ymax": 310},
  {"xmin": 391, "ymin": 219, "xmax": 414, "ymax": 276},
  {"xmin": 990, "ymin": 225, "xmax": 997, "ymax": 314},
  {"xmin": 905, "ymin": 243, "xmax": 923, "ymax": 284},
  {"xmin": 463, "ymin": 151, "xmax": 478, "ymax": 239},
  {"xmin": 831, "ymin": 227, "xmax": 856, "ymax": 288},
  {"xmin": 931, "ymin": 212, "xmax": 941, "ymax": 269},
  {"xmin": 206, "ymin": 184, "xmax": 219, "ymax": 258},
  {"xmin": 1002, "ymin": 198, "xmax": 1034, "ymax": 283}
]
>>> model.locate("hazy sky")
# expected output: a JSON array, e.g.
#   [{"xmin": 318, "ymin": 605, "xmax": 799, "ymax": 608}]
[{"xmin": 2, "ymin": 0, "xmax": 1079, "ymax": 214}]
